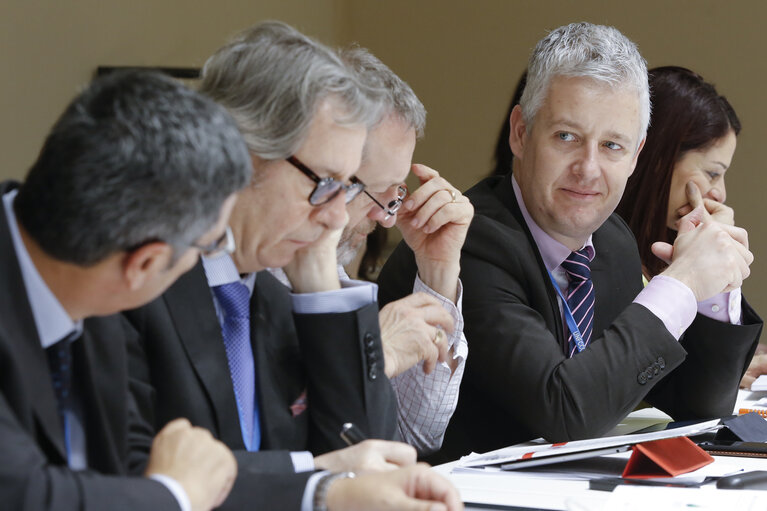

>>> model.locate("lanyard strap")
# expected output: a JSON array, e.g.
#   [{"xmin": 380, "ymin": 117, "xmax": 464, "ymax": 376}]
[{"xmin": 547, "ymin": 270, "xmax": 586, "ymax": 354}]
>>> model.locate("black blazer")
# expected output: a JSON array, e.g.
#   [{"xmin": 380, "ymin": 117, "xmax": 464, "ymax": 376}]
[
  {"xmin": 379, "ymin": 174, "xmax": 762, "ymax": 462},
  {"xmin": 124, "ymin": 263, "xmax": 398, "ymax": 469},
  {"xmin": 0, "ymin": 181, "xmax": 180, "ymax": 510}
]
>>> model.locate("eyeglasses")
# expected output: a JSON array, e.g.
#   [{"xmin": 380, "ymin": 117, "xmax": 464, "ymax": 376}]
[
  {"xmin": 126, "ymin": 225, "xmax": 235, "ymax": 259},
  {"xmin": 364, "ymin": 184, "xmax": 408, "ymax": 220},
  {"xmin": 287, "ymin": 156, "xmax": 366, "ymax": 206},
  {"xmin": 192, "ymin": 225, "xmax": 235, "ymax": 258}
]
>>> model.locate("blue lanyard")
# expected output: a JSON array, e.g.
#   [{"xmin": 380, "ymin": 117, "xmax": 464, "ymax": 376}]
[{"xmin": 547, "ymin": 270, "xmax": 586, "ymax": 354}]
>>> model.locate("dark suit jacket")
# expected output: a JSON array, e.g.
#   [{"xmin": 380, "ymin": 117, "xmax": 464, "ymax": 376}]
[
  {"xmin": 0, "ymin": 181, "xmax": 179, "ymax": 510},
  {"xmin": 379, "ymin": 174, "xmax": 762, "ymax": 462},
  {"xmin": 124, "ymin": 262, "xmax": 397, "ymax": 471}
]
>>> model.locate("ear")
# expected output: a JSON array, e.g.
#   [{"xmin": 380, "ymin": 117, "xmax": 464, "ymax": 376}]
[
  {"xmin": 122, "ymin": 242, "xmax": 174, "ymax": 291},
  {"xmin": 508, "ymin": 105, "xmax": 528, "ymax": 160},
  {"xmin": 628, "ymin": 137, "xmax": 646, "ymax": 177}
]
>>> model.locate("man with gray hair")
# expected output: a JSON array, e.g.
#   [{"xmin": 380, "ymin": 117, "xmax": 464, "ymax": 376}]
[
  {"xmin": 272, "ymin": 45, "xmax": 473, "ymax": 455},
  {"xmin": 279, "ymin": 45, "xmax": 473, "ymax": 456},
  {"xmin": 125, "ymin": 21, "xmax": 464, "ymax": 511},
  {"xmin": 380, "ymin": 22, "xmax": 760, "ymax": 461},
  {"xmin": 0, "ymin": 70, "xmax": 249, "ymax": 511}
]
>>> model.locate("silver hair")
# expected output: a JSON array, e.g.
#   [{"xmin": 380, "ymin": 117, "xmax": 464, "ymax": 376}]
[
  {"xmin": 520, "ymin": 22, "xmax": 650, "ymax": 143},
  {"xmin": 200, "ymin": 21, "xmax": 384, "ymax": 159},
  {"xmin": 339, "ymin": 45, "xmax": 426, "ymax": 138}
]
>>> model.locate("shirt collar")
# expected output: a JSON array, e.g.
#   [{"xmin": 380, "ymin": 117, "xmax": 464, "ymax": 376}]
[
  {"xmin": 3, "ymin": 189, "xmax": 82, "ymax": 348},
  {"xmin": 511, "ymin": 175, "xmax": 595, "ymax": 272},
  {"xmin": 201, "ymin": 252, "xmax": 256, "ymax": 296}
]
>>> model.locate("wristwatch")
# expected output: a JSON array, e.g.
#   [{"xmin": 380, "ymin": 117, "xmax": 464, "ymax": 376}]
[{"xmin": 313, "ymin": 471, "xmax": 356, "ymax": 511}]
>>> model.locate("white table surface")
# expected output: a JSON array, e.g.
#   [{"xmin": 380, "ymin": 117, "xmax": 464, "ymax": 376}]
[{"xmin": 439, "ymin": 390, "xmax": 767, "ymax": 510}]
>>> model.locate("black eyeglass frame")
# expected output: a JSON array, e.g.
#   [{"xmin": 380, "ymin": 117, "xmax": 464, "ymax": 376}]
[
  {"xmin": 286, "ymin": 155, "xmax": 366, "ymax": 206},
  {"xmin": 363, "ymin": 185, "xmax": 408, "ymax": 220}
]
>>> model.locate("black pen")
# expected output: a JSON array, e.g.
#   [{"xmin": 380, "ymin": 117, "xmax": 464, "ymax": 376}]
[{"xmin": 340, "ymin": 422, "xmax": 367, "ymax": 446}]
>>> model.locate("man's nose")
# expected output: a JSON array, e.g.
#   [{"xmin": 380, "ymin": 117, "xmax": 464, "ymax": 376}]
[
  {"xmin": 313, "ymin": 190, "xmax": 348, "ymax": 230},
  {"xmin": 572, "ymin": 143, "xmax": 600, "ymax": 180}
]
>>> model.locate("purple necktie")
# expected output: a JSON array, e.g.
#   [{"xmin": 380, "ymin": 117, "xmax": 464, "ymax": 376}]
[
  {"xmin": 561, "ymin": 249, "xmax": 595, "ymax": 357},
  {"xmin": 213, "ymin": 281, "xmax": 260, "ymax": 450}
]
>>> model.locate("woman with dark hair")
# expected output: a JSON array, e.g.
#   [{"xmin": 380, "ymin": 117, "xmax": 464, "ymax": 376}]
[
  {"xmin": 617, "ymin": 66, "xmax": 740, "ymax": 277},
  {"xmin": 616, "ymin": 66, "xmax": 764, "ymax": 386}
]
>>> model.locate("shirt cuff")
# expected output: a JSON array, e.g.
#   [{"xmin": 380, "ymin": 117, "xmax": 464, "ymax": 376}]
[
  {"xmin": 300, "ymin": 471, "xmax": 329, "ymax": 511},
  {"xmin": 633, "ymin": 275, "xmax": 697, "ymax": 340},
  {"xmin": 413, "ymin": 275, "xmax": 467, "ymax": 360},
  {"xmin": 291, "ymin": 280, "xmax": 378, "ymax": 314},
  {"xmin": 291, "ymin": 451, "xmax": 316, "ymax": 473},
  {"xmin": 149, "ymin": 474, "xmax": 191, "ymax": 511},
  {"xmin": 697, "ymin": 289, "xmax": 742, "ymax": 325}
]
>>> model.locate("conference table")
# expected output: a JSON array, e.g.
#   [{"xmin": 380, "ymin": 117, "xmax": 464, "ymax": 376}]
[{"xmin": 437, "ymin": 390, "xmax": 767, "ymax": 510}]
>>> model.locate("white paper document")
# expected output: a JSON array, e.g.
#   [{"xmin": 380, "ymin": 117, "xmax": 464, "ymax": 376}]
[
  {"xmin": 750, "ymin": 374, "xmax": 767, "ymax": 392},
  {"xmin": 458, "ymin": 418, "xmax": 720, "ymax": 469}
]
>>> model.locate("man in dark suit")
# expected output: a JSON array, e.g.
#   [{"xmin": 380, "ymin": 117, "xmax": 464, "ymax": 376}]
[
  {"xmin": 1, "ymin": 65, "xmax": 463, "ymax": 511},
  {"xmin": 125, "ymin": 20, "xmax": 404, "ymax": 480},
  {"xmin": 0, "ymin": 70, "xmax": 247, "ymax": 510},
  {"xmin": 379, "ymin": 22, "xmax": 761, "ymax": 462}
]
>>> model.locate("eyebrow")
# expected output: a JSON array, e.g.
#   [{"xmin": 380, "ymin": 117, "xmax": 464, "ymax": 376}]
[{"xmin": 712, "ymin": 161, "xmax": 729, "ymax": 171}]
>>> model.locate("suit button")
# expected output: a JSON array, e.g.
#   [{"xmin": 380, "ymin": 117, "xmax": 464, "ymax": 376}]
[
  {"xmin": 368, "ymin": 362, "xmax": 378, "ymax": 380},
  {"xmin": 645, "ymin": 368, "xmax": 654, "ymax": 380},
  {"xmin": 364, "ymin": 333, "xmax": 375, "ymax": 349},
  {"xmin": 652, "ymin": 363, "xmax": 660, "ymax": 376},
  {"xmin": 637, "ymin": 372, "xmax": 648, "ymax": 385},
  {"xmin": 368, "ymin": 351, "xmax": 378, "ymax": 362},
  {"xmin": 657, "ymin": 357, "xmax": 665, "ymax": 370}
]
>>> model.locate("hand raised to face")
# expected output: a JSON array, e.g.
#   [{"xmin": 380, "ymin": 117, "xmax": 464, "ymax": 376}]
[{"xmin": 396, "ymin": 164, "xmax": 473, "ymax": 303}]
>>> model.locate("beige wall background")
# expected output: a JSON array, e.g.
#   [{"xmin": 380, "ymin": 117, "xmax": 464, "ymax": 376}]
[{"xmin": 3, "ymin": 0, "xmax": 766, "ymax": 318}]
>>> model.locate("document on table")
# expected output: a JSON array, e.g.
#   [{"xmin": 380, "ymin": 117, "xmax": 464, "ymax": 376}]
[
  {"xmin": 750, "ymin": 375, "xmax": 767, "ymax": 391},
  {"xmin": 598, "ymin": 486, "xmax": 767, "ymax": 510},
  {"xmin": 457, "ymin": 418, "xmax": 720, "ymax": 469}
]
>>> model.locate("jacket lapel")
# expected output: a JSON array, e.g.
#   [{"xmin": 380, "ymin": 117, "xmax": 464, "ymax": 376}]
[
  {"xmin": 251, "ymin": 271, "xmax": 306, "ymax": 449},
  {"xmin": 496, "ymin": 175, "xmax": 566, "ymax": 347},
  {"xmin": 75, "ymin": 321, "xmax": 124, "ymax": 473},
  {"xmin": 0, "ymin": 184, "xmax": 68, "ymax": 461},
  {"xmin": 162, "ymin": 263, "xmax": 245, "ymax": 449}
]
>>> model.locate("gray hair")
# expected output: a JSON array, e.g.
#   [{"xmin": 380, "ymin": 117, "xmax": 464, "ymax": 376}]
[
  {"xmin": 200, "ymin": 21, "xmax": 384, "ymax": 159},
  {"xmin": 339, "ymin": 45, "xmax": 426, "ymax": 138},
  {"xmin": 520, "ymin": 22, "xmax": 650, "ymax": 143},
  {"xmin": 15, "ymin": 70, "xmax": 251, "ymax": 265}
]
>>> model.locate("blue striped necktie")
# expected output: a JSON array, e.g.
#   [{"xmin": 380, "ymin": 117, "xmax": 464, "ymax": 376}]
[
  {"xmin": 213, "ymin": 281, "xmax": 260, "ymax": 451},
  {"xmin": 560, "ymin": 249, "xmax": 595, "ymax": 357}
]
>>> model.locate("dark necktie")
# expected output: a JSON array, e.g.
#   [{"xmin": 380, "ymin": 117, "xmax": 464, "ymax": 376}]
[
  {"xmin": 46, "ymin": 337, "xmax": 73, "ymax": 430},
  {"xmin": 213, "ymin": 281, "xmax": 260, "ymax": 451},
  {"xmin": 560, "ymin": 249, "xmax": 595, "ymax": 357}
]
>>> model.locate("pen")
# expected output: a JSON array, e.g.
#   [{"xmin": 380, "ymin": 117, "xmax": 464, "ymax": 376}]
[{"xmin": 340, "ymin": 422, "xmax": 367, "ymax": 446}]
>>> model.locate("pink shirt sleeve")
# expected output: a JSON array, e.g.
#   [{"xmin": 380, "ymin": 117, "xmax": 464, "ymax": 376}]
[{"xmin": 633, "ymin": 275, "xmax": 697, "ymax": 340}]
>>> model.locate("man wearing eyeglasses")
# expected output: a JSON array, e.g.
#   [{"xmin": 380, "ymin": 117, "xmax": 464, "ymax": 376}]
[
  {"xmin": 0, "ymin": 70, "xmax": 250, "ymax": 511},
  {"xmin": 123, "ymin": 21, "xmax": 453, "ymax": 509},
  {"xmin": 272, "ymin": 46, "xmax": 474, "ymax": 457}
]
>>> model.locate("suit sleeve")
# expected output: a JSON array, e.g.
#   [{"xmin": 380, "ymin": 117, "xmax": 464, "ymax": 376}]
[
  {"xmin": 0, "ymin": 391, "xmax": 181, "ymax": 511},
  {"xmin": 646, "ymin": 297, "xmax": 762, "ymax": 419},
  {"xmin": 293, "ymin": 303, "xmax": 398, "ymax": 454}
]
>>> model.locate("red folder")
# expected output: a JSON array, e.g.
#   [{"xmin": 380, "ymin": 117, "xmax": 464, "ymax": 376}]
[{"xmin": 622, "ymin": 436, "xmax": 713, "ymax": 478}]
